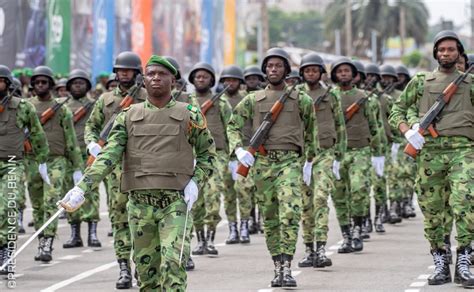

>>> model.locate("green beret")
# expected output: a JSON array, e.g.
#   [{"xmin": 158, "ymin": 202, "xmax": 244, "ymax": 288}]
[
  {"xmin": 146, "ymin": 55, "xmax": 177, "ymax": 76},
  {"xmin": 23, "ymin": 68, "xmax": 33, "ymax": 77}
]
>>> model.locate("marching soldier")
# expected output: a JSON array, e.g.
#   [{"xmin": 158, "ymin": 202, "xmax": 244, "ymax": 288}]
[
  {"xmin": 26, "ymin": 65, "xmax": 83, "ymax": 263},
  {"xmin": 352, "ymin": 60, "xmax": 367, "ymax": 89},
  {"xmin": 296, "ymin": 53, "xmax": 346, "ymax": 269},
  {"xmin": 331, "ymin": 58, "xmax": 385, "ymax": 253},
  {"xmin": 228, "ymin": 48, "xmax": 317, "ymax": 287},
  {"xmin": 85, "ymin": 51, "xmax": 147, "ymax": 289},
  {"xmin": 55, "ymin": 78, "xmax": 68, "ymax": 98},
  {"xmin": 105, "ymin": 73, "xmax": 118, "ymax": 92},
  {"xmin": 164, "ymin": 56, "xmax": 199, "ymax": 108},
  {"xmin": 60, "ymin": 55, "xmax": 216, "ymax": 291},
  {"xmin": 285, "ymin": 69, "xmax": 302, "ymax": 86},
  {"xmin": 389, "ymin": 30, "xmax": 474, "ymax": 287},
  {"xmin": 396, "ymin": 65, "xmax": 411, "ymax": 91},
  {"xmin": 243, "ymin": 65, "xmax": 265, "ymax": 93},
  {"xmin": 0, "ymin": 65, "xmax": 49, "ymax": 274},
  {"xmin": 62, "ymin": 69, "xmax": 102, "ymax": 249},
  {"xmin": 188, "ymin": 62, "xmax": 232, "ymax": 255}
]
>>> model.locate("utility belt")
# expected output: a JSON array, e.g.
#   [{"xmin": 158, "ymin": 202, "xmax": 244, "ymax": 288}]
[
  {"xmin": 264, "ymin": 149, "xmax": 301, "ymax": 161},
  {"xmin": 128, "ymin": 190, "xmax": 184, "ymax": 209}
]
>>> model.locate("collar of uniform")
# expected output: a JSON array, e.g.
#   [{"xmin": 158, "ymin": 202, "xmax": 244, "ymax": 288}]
[
  {"xmin": 113, "ymin": 85, "xmax": 128, "ymax": 97},
  {"xmin": 338, "ymin": 86, "xmax": 358, "ymax": 95},
  {"xmin": 144, "ymin": 97, "xmax": 176, "ymax": 109}
]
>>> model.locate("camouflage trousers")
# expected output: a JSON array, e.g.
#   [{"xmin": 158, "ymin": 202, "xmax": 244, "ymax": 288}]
[
  {"xmin": 0, "ymin": 158, "xmax": 24, "ymax": 246},
  {"xmin": 416, "ymin": 137, "xmax": 474, "ymax": 249},
  {"xmin": 192, "ymin": 150, "xmax": 223, "ymax": 231},
  {"xmin": 128, "ymin": 190, "xmax": 192, "ymax": 292},
  {"xmin": 254, "ymin": 150, "xmax": 302, "ymax": 257},
  {"xmin": 223, "ymin": 158, "xmax": 254, "ymax": 222},
  {"xmin": 388, "ymin": 143, "xmax": 416, "ymax": 202},
  {"xmin": 104, "ymin": 165, "xmax": 131, "ymax": 260},
  {"xmin": 64, "ymin": 151, "xmax": 100, "ymax": 224},
  {"xmin": 371, "ymin": 150, "xmax": 388, "ymax": 208},
  {"xmin": 333, "ymin": 147, "xmax": 372, "ymax": 226},
  {"xmin": 26, "ymin": 156, "xmax": 67, "ymax": 237}
]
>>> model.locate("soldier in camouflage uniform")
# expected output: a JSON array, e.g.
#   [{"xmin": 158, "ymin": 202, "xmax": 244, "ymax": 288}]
[
  {"xmin": 285, "ymin": 69, "xmax": 302, "ymax": 87},
  {"xmin": 106, "ymin": 73, "xmax": 118, "ymax": 92},
  {"xmin": 228, "ymin": 48, "xmax": 317, "ymax": 288},
  {"xmin": 61, "ymin": 55, "xmax": 216, "ymax": 292},
  {"xmin": 330, "ymin": 58, "xmax": 385, "ymax": 254},
  {"xmin": 188, "ymin": 62, "xmax": 232, "ymax": 256},
  {"xmin": 164, "ymin": 56, "xmax": 199, "ymax": 108},
  {"xmin": 62, "ymin": 69, "xmax": 102, "ymax": 250},
  {"xmin": 26, "ymin": 66, "xmax": 83, "ymax": 263},
  {"xmin": 389, "ymin": 30, "xmax": 474, "ymax": 287},
  {"xmin": 220, "ymin": 65, "xmax": 253, "ymax": 244},
  {"xmin": 0, "ymin": 65, "xmax": 49, "ymax": 274},
  {"xmin": 296, "ymin": 53, "xmax": 347, "ymax": 269},
  {"xmin": 352, "ymin": 60, "xmax": 367, "ymax": 90},
  {"xmin": 55, "ymin": 78, "xmax": 68, "ymax": 98},
  {"xmin": 85, "ymin": 51, "xmax": 147, "ymax": 289}
]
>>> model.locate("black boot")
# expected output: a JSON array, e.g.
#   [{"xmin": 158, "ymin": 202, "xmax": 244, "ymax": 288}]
[
  {"xmin": 270, "ymin": 255, "xmax": 283, "ymax": 287},
  {"xmin": 352, "ymin": 217, "xmax": 364, "ymax": 252},
  {"xmin": 389, "ymin": 201, "xmax": 402, "ymax": 224},
  {"xmin": 87, "ymin": 222, "xmax": 102, "ymax": 248},
  {"xmin": 454, "ymin": 246, "xmax": 474, "ymax": 287},
  {"xmin": 63, "ymin": 223, "xmax": 83, "ymax": 248},
  {"xmin": 428, "ymin": 248, "xmax": 451, "ymax": 285},
  {"xmin": 34, "ymin": 236, "xmax": 44, "ymax": 261},
  {"xmin": 186, "ymin": 256, "xmax": 195, "ymax": 271},
  {"xmin": 338, "ymin": 225, "xmax": 353, "ymax": 253},
  {"xmin": 403, "ymin": 198, "xmax": 416, "ymax": 218},
  {"xmin": 226, "ymin": 222, "xmax": 239, "ymax": 244},
  {"xmin": 40, "ymin": 236, "xmax": 54, "ymax": 262},
  {"xmin": 192, "ymin": 229, "xmax": 206, "ymax": 255},
  {"xmin": 281, "ymin": 254, "xmax": 297, "ymax": 287},
  {"xmin": 249, "ymin": 207, "xmax": 257, "ymax": 235},
  {"xmin": 297, "ymin": 242, "xmax": 314, "ymax": 268},
  {"xmin": 381, "ymin": 205, "xmax": 389, "ymax": 223},
  {"xmin": 239, "ymin": 220, "xmax": 250, "ymax": 244},
  {"xmin": 444, "ymin": 235, "xmax": 453, "ymax": 265},
  {"xmin": 374, "ymin": 204, "xmax": 386, "ymax": 233},
  {"xmin": 361, "ymin": 217, "xmax": 370, "ymax": 239},
  {"xmin": 366, "ymin": 216, "xmax": 373, "ymax": 233},
  {"xmin": 18, "ymin": 209, "xmax": 25, "ymax": 234},
  {"xmin": 205, "ymin": 229, "xmax": 218, "ymax": 256},
  {"xmin": 116, "ymin": 259, "xmax": 132, "ymax": 289},
  {"xmin": 314, "ymin": 241, "xmax": 332, "ymax": 268}
]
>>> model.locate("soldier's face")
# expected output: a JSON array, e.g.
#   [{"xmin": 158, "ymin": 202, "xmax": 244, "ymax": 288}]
[
  {"xmin": 116, "ymin": 69, "xmax": 135, "ymax": 86},
  {"xmin": 303, "ymin": 66, "xmax": 321, "ymax": 85},
  {"xmin": 56, "ymin": 87, "xmax": 68, "ymax": 97},
  {"xmin": 0, "ymin": 78, "xmax": 7, "ymax": 92},
  {"xmin": 245, "ymin": 75, "xmax": 261, "ymax": 90},
  {"xmin": 33, "ymin": 77, "xmax": 51, "ymax": 95},
  {"xmin": 335, "ymin": 65, "xmax": 353, "ymax": 85},
  {"xmin": 222, "ymin": 78, "xmax": 240, "ymax": 95},
  {"xmin": 193, "ymin": 70, "xmax": 212, "ymax": 90},
  {"xmin": 381, "ymin": 75, "xmax": 396, "ymax": 87},
  {"xmin": 397, "ymin": 74, "xmax": 407, "ymax": 84},
  {"xmin": 70, "ymin": 79, "xmax": 88, "ymax": 98},
  {"xmin": 144, "ymin": 64, "xmax": 175, "ymax": 97},
  {"xmin": 436, "ymin": 39, "xmax": 459, "ymax": 68},
  {"xmin": 456, "ymin": 56, "xmax": 467, "ymax": 72},
  {"xmin": 265, "ymin": 57, "xmax": 286, "ymax": 84},
  {"xmin": 107, "ymin": 81, "xmax": 119, "ymax": 91}
]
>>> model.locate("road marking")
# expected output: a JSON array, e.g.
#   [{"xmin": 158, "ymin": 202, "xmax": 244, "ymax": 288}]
[
  {"xmin": 57, "ymin": 255, "xmax": 81, "ymax": 260},
  {"xmin": 100, "ymin": 211, "xmax": 109, "ymax": 217},
  {"xmin": 214, "ymin": 243, "xmax": 226, "ymax": 247},
  {"xmin": 293, "ymin": 270, "xmax": 301, "ymax": 277},
  {"xmin": 409, "ymin": 281, "xmax": 426, "ymax": 287},
  {"xmin": 417, "ymin": 274, "xmax": 430, "ymax": 280},
  {"xmin": 39, "ymin": 261, "xmax": 60, "ymax": 267},
  {"xmin": 404, "ymin": 289, "xmax": 420, "ymax": 292},
  {"xmin": 40, "ymin": 261, "xmax": 117, "ymax": 292},
  {"xmin": 326, "ymin": 251, "xmax": 334, "ymax": 256},
  {"xmin": 81, "ymin": 249, "xmax": 93, "ymax": 253},
  {"xmin": 258, "ymin": 289, "xmax": 273, "ymax": 292},
  {"xmin": 427, "ymin": 265, "xmax": 435, "ymax": 269}
]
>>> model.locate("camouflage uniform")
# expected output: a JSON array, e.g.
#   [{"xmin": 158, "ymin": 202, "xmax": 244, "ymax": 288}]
[
  {"xmin": 78, "ymin": 98, "xmax": 216, "ymax": 291},
  {"xmin": 227, "ymin": 85, "xmax": 317, "ymax": 258},
  {"xmin": 84, "ymin": 86, "xmax": 147, "ymax": 261}
]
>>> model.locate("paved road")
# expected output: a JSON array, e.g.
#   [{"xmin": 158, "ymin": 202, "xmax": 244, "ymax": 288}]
[{"xmin": 1, "ymin": 187, "xmax": 465, "ymax": 292}]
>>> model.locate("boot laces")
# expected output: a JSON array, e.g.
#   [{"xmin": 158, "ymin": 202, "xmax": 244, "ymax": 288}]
[
  {"xmin": 458, "ymin": 250, "xmax": 472, "ymax": 274},
  {"xmin": 433, "ymin": 252, "xmax": 447, "ymax": 273}
]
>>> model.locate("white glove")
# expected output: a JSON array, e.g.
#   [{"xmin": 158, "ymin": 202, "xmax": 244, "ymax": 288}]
[
  {"xmin": 38, "ymin": 163, "xmax": 51, "ymax": 185},
  {"xmin": 228, "ymin": 160, "xmax": 239, "ymax": 181},
  {"xmin": 332, "ymin": 160, "xmax": 341, "ymax": 180},
  {"xmin": 303, "ymin": 160, "xmax": 313, "ymax": 186},
  {"xmin": 404, "ymin": 123, "xmax": 425, "ymax": 150},
  {"xmin": 390, "ymin": 143, "xmax": 400, "ymax": 162},
  {"xmin": 371, "ymin": 156, "xmax": 385, "ymax": 177},
  {"xmin": 235, "ymin": 147, "xmax": 255, "ymax": 168},
  {"xmin": 184, "ymin": 179, "xmax": 199, "ymax": 211},
  {"xmin": 72, "ymin": 170, "xmax": 83, "ymax": 185},
  {"xmin": 87, "ymin": 142, "xmax": 102, "ymax": 158},
  {"xmin": 59, "ymin": 186, "xmax": 85, "ymax": 212}
]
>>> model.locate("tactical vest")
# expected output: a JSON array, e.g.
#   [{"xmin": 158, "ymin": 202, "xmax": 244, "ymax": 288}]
[
  {"xmin": 30, "ymin": 96, "xmax": 66, "ymax": 156},
  {"xmin": 196, "ymin": 92, "xmax": 227, "ymax": 150},
  {"xmin": 341, "ymin": 89, "xmax": 371, "ymax": 148},
  {"xmin": 253, "ymin": 88, "xmax": 303, "ymax": 151},
  {"xmin": 65, "ymin": 96, "xmax": 94, "ymax": 148},
  {"xmin": 420, "ymin": 70, "xmax": 474, "ymax": 140},
  {"xmin": 121, "ymin": 102, "xmax": 194, "ymax": 192},
  {"xmin": 227, "ymin": 92, "xmax": 253, "ymax": 146},
  {"xmin": 379, "ymin": 94, "xmax": 393, "ymax": 142},
  {"xmin": 174, "ymin": 91, "xmax": 191, "ymax": 103},
  {"xmin": 0, "ymin": 97, "xmax": 24, "ymax": 159},
  {"xmin": 102, "ymin": 87, "xmax": 147, "ymax": 127},
  {"xmin": 308, "ymin": 87, "xmax": 337, "ymax": 149}
]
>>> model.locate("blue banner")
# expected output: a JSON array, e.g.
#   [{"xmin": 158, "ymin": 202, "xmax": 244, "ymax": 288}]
[
  {"xmin": 92, "ymin": 0, "xmax": 115, "ymax": 84},
  {"xmin": 199, "ymin": 0, "xmax": 214, "ymax": 64}
]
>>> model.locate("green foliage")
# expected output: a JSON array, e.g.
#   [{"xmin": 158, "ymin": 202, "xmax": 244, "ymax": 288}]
[{"xmin": 401, "ymin": 50, "xmax": 423, "ymax": 67}]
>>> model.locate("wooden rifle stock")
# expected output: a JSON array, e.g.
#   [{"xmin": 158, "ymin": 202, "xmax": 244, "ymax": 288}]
[
  {"xmin": 73, "ymin": 100, "xmax": 96, "ymax": 124},
  {"xmin": 200, "ymin": 85, "xmax": 230, "ymax": 115},
  {"xmin": 40, "ymin": 96, "xmax": 71, "ymax": 124}
]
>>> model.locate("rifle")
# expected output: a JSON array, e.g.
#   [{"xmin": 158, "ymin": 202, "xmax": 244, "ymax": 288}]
[
  {"xmin": 344, "ymin": 82, "xmax": 395, "ymax": 123},
  {"xmin": 236, "ymin": 83, "xmax": 298, "ymax": 177},
  {"xmin": 86, "ymin": 74, "xmax": 144, "ymax": 166},
  {"xmin": 0, "ymin": 82, "xmax": 21, "ymax": 113},
  {"xmin": 200, "ymin": 84, "xmax": 230, "ymax": 115},
  {"xmin": 404, "ymin": 64, "xmax": 474, "ymax": 158},
  {"xmin": 73, "ymin": 99, "xmax": 96, "ymax": 124},
  {"xmin": 172, "ymin": 82, "xmax": 187, "ymax": 100},
  {"xmin": 313, "ymin": 81, "xmax": 333, "ymax": 110}
]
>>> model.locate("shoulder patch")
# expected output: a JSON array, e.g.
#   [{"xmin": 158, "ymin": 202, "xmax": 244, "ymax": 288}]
[{"xmin": 187, "ymin": 104, "xmax": 198, "ymax": 113}]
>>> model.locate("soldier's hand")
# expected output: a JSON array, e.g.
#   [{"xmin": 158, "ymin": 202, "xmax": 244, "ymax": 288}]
[
  {"xmin": 371, "ymin": 156, "xmax": 385, "ymax": 177},
  {"xmin": 235, "ymin": 147, "xmax": 254, "ymax": 167},
  {"xmin": 184, "ymin": 179, "xmax": 198, "ymax": 211},
  {"xmin": 59, "ymin": 186, "xmax": 85, "ymax": 212},
  {"xmin": 332, "ymin": 160, "xmax": 341, "ymax": 180},
  {"xmin": 303, "ymin": 160, "xmax": 313, "ymax": 186},
  {"xmin": 38, "ymin": 163, "xmax": 51, "ymax": 185},
  {"xmin": 72, "ymin": 170, "xmax": 83, "ymax": 185},
  {"xmin": 87, "ymin": 142, "xmax": 102, "ymax": 158},
  {"xmin": 404, "ymin": 123, "xmax": 425, "ymax": 150},
  {"xmin": 390, "ymin": 143, "xmax": 400, "ymax": 162},
  {"xmin": 228, "ymin": 160, "xmax": 239, "ymax": 181}
]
